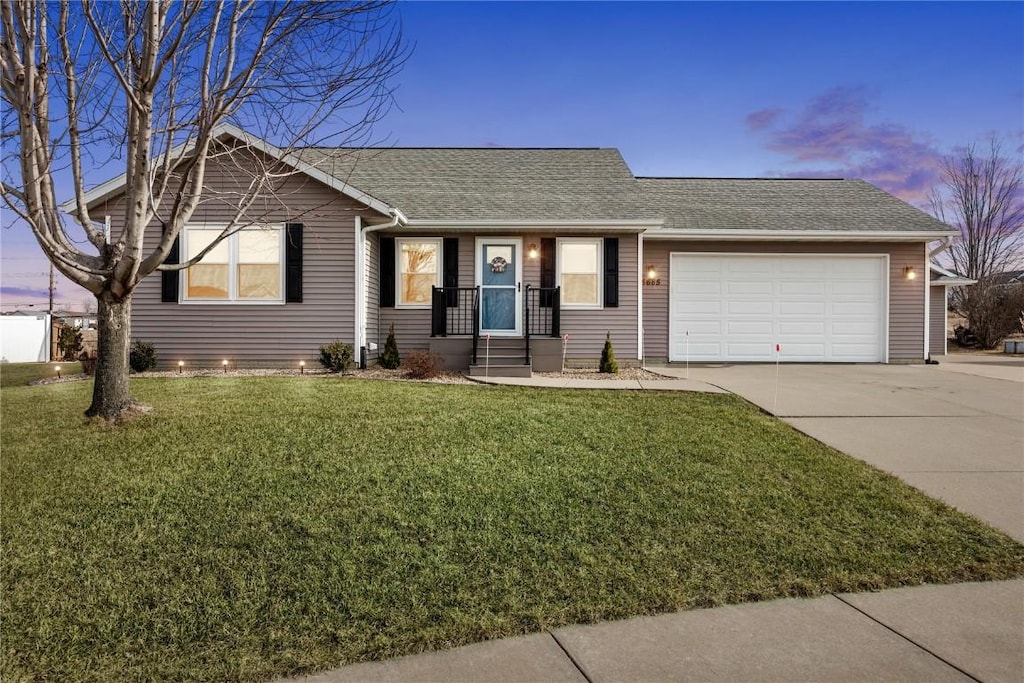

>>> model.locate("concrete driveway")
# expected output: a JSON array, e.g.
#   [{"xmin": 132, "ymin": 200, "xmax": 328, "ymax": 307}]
[{"xmin": 657, "ymin": 359, "xmax": 1024, "ymax": 542}]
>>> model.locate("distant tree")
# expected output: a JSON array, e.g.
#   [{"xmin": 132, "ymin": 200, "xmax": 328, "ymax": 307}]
[
  {"xmin": 929, "ymin": 137, "xmax": 1024, "ymax": 346},
  {"xmin": 56, "ymin": 323, "xmax": 83, "ymax": 361},
  {"xmin": 1, "ymin": 1, "xmax": 405, "ymax": 420}
]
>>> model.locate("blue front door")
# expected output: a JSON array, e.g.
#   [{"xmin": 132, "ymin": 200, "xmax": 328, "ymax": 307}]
[{"xmin": 478, "ymin": 238, "xmax": 522, "ymax": 336}]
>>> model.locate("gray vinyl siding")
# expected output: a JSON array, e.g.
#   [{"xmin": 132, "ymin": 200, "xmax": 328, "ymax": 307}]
[
  {"xmin": 641, "ymin": 241, "xmax": 926, "ymax": 362},
  {"xmin": 376, "ymin": 232, "xmax": 640, "ymax": 361},
  {"xmin": 364, "ymin": 230, "xmax": 380, "ymax": 361},
  {"xmin": 105, "ymin": 150, "xmax": 381, "ymax": 368},
  {"xmin": 929, "ymin": 284, "xmax": 947, "ymax": 356}
]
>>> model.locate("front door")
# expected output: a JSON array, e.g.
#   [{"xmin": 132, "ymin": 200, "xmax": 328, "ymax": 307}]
[{"xmin": 477, "ymin": 237, "xmax": 522, "ymax": 336}]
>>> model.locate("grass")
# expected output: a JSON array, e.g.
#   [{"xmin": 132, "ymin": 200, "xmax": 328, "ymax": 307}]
[
  {"xmin": 2, "ymin": 378, "xmax": 1022, "ymax": 682},
  {"xmin": 0, "ymin": 362, "xmax": 82, "ymax": 388}
]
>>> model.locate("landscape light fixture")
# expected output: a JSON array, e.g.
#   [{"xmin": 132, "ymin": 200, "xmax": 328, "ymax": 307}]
[
  {"xmin": 527, "ymin": 243, "xmax": 538, "ymax": 259},
  {"xmin": 646, "ymin": 264, "xmax": 657, "ymax": 279},
  {"xmin": 55, "ymin": 365, "xmax": 61, "ymax": 379},
  {"xmin": 178, "ymin": 360, "xmax": 184, "ymax": 374},
  {"xmin": 904, "ymin": 266, "xmax": 916, "ymax": 280},
  {"xmin": 299, "ymin": 360, "xmax": 306, "ymax": 374},
  {"xmin": 222, "ymin": 359, "xmax": 229, "ymax": 373}
]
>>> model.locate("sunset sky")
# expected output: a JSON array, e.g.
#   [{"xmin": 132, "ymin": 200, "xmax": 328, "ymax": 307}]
[{"xmin": 2, "ymin": 1, "xmax": 1021, "ymax": 311}]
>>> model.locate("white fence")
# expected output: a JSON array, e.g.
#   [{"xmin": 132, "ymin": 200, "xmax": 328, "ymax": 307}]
[{"xmin": 0, "ymin": 314, "xmax": 51, "ymax": 363}]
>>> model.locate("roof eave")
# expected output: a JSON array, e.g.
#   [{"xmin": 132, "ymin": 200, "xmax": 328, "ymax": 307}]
[{"xmin": 642, "ymin": 229, "xmax": 958, "ymax": 242}]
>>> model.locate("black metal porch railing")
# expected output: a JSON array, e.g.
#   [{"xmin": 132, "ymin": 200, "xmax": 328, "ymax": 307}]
[
  {"xmin": 431, "ymin": 286, "xmax": 481, "ymax": 363},
  {"xmin": 524, "ymin": 285, "xmax": 560, "ymax": 364}
]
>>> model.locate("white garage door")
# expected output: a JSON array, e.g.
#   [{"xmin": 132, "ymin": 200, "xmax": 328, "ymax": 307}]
[{"xmin": 669, "ymin": 254, "xmax": 887, "ymax": 363}]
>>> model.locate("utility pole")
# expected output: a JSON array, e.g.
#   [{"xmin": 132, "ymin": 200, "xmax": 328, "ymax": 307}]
[{"xmin": 48, "ymin": 262, "xmax": 54, "ymax": 312}]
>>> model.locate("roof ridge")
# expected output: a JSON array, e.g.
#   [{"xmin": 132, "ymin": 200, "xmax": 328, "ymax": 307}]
[
  {"xmin": 299, "ymin": 146, "xmax": 614, "ymax": 151},
  {"xmin": 636, "ymin": 176, "xmax": 848, "ymax": 181}
]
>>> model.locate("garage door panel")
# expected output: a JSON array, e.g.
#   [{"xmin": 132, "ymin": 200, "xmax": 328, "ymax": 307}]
[
  {"xmin": 670, "ymin": 254, "xmax": 886, "ymax": 363},
  {"xmin": 728, "ymin": 301, "xmax": 774, "ymax": 315},
  {"xmin": 778, "ymin": 281, "xmax": 826, "ymax": 296},
  {"xmin": 779, "ymin": 321, "xmax": 826, "ymax": 336},
  {"xmin": 727, "ymin": 320, "xmax": 774, "ymax": 336},
  {"xmin": 676, "ymin": 280, "xmax": 721, "ymax": 295},
  {"xmin": 676, "ymin": 300, "xmax": 721, "ymax": 315},
  {"xmin": 778, "ymin": 301, "xmax": 826, "ymax": 316}
]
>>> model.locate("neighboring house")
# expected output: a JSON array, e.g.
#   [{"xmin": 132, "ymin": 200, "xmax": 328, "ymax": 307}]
[
  {"xmin": 928, "ymin": 264, "xmax": 975, "ymax": 357},
  {"xmin": 52, "ymin": 310, "xmax": 98, "ymax": 330},
  {"xmin": 64, "ymin": 125, "xmax": 957, "ymax": 373}
]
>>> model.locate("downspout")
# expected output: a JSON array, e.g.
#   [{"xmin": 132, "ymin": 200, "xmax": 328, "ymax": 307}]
[{"xmin": 354, "ymin": 208, "xmax": 408, "ymax": 366}]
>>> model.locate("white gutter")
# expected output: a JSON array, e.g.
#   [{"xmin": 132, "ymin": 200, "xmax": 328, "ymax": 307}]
[
  {"xmin": 354, "ymin": 208, "xmax": 408, "ymax": 364},
  {"xmin": 642, "ymin": 229, "xmax": 957, "ymax": 242}
]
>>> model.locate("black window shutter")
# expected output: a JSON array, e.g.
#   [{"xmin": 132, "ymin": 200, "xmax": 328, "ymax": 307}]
[
  {"xmin": 443, "ymin": 237, "xmax": 459, "ymax": 306},
  {"xmin": 379, "ymin": 236, "xmax": 395, "ymax": 307},
  {"xmin": 161, "ymin": 226, "xmax": 180, "ymax": 303},
  {"xmin": 285, "ymin": 223, "xmax": 303, "ymax": 303},
  {"xmin": 540, "ymin": 237, "xmax": 555, "ymax": 307},
  {"xmin": 603, "ymin": 237, "xmax": 619, "ymax": 308}
]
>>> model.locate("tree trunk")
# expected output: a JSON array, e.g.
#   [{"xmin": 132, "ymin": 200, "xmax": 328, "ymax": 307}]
[{"xmin": 85, "ymin": 292, "xmax": 139, "ymax": 419}]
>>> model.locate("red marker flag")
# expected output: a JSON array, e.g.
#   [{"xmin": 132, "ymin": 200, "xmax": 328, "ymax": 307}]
[{"xmin": 776, "ymin": 343, "xmax": 780, "ymax": 353}]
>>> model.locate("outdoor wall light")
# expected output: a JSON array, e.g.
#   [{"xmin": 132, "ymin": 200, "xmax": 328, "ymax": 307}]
[
  {"xmin": 55, "ymin": 365, "xmax": 61, "ymax": 379},
  {"xmin": 222, "ymin": 359, "xmax": 229, "ymax": 373},
  {"xmin": 646, "ymin": 264, "xmax": 657, "ymax": 279},
  {"xmin": 527, "ymin": 243, "xmax": 538, "ymax": 259},
  {"xmin": 177, "ymin": 360, "xmax": 184, "ymax": 373},
  {"xmin": 299, "ymin": 360, "xmax": 306, "ymax": 374},
  {"xmin": 904, "ymin": 266, "xmax": 916, "ymax": 280}
]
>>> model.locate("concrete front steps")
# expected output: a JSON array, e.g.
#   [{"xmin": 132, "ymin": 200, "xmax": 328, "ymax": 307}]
[{"xmin": 469, "ymin": 337, "xmax": 531, "ymax": 378}]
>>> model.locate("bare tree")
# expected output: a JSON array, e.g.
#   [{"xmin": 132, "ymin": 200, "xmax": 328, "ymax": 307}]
[
  {"xmin": 929, "ymin": 136, "xmax": 1024, "ymax": 347},
  {"xmin": 1, "ymin": 0, "xmax": 405, "ymax": 419}
]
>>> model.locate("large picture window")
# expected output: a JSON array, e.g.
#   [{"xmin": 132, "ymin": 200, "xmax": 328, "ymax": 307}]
[
  {"xmin": 397, "ymin": 238, "xmax": 441, "ymax": 307},
  {"xmin": 558, "ymin": 238, "xmax": 602, "ymax": 308},
  {"xmin": 183, "ymin": 225, "xmax": 283, "ymax": 302}
]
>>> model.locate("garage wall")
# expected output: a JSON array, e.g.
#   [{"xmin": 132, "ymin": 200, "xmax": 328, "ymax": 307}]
[
  {"xmin": 641, "ymin": 241, "xmax": 926, "ymax": 362},
  {"xmin": 929, "ymin": 284, "xmax": 947, "ymax": 356}
]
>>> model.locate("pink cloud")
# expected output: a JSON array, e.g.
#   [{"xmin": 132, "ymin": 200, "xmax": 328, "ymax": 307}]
[
  {"xmin": 748, "ymin": 87, "xmax": 942, "ymax": 204},
  {"xmin": 745, "ymin": 108, "xmax": 784, "ymax": 132}
]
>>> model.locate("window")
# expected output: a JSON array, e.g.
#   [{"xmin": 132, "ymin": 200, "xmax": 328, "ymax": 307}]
[
  {"xmin": 558, "ymin": 238, "xmax": 602, "ymax": 308},
  {"xmin": 397, "ymin": 238, "xmax": 441, "ymax": 307},
  {"xmin": 183, "ymin": 225, "xmax": 283, "ymax": 302}
]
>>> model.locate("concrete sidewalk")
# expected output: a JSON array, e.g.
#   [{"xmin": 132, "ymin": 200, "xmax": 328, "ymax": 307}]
[{"xmin": 286, "ymin": 580, "xmax": 1023, "ymax": 683}]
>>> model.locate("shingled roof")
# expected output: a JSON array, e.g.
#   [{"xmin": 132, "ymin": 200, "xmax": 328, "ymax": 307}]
[
  {"xmin": 294, "ymin": 147, "xmax": 647, "ymax": 222},
  {"xmin": 637, "ymin": 177, "xmax": 953, "ymax": 233}
]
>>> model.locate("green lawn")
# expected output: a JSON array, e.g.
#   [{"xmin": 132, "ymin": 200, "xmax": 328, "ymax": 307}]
[
  {"xmin": 2, "ymin": 378, "xmax": 1021, "ymax": 682},
  {"xmin": 0, "ymin": 362, "xmax": 83, "ymax": 388}
]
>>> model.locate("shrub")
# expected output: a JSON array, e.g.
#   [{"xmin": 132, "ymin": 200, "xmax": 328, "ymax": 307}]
[
  {"xmin": 379, "ymin": 324, "xmax": 400, "ymax": 369},
  {"xmin": 958, "ymin": 280, "xmax": 1024, "ymax": 349},
  {"xmin": 599, "ymin": 332, "xmax": 618, "ymax": 374},
  {"xmin": 403, "ymin": 350, "xmax": 443, "ymax": 379},
  {"xmin": 57, "ymin": 324, "xmax": 83, "ymax": 361},
  {"xmin": 319, "ymin": 340, "xmax": 354, "ymax": 373},
  {"xmin": 79, "ymin": 351, "xmax": 98, "ymax": 376},
  {"xmin": 129, "ymin": 340, "xmax": 158, "ymax": 372}
]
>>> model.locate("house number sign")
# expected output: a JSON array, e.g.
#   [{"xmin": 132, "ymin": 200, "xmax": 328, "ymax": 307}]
[{"xmin": 643, "ymin": 278, "xmax": 662, "ymax": 286}]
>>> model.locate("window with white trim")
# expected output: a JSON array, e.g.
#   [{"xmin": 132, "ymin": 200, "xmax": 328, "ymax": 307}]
[
  {"xmin": 182, "ymin": 225, "xmax": 283, "ymax": 302},
  {"xmin": 558, "ymin": 238, "xmax": 602, "ymax": 308},
  {"xmin": 397, "ymin": 238, "xmax": 441, "ymax": 307}
]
